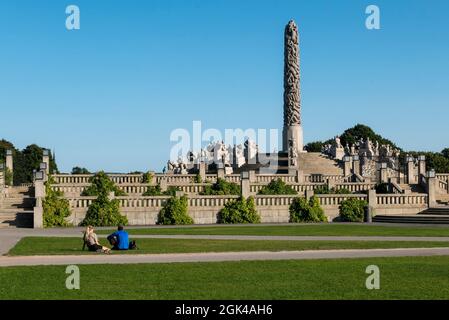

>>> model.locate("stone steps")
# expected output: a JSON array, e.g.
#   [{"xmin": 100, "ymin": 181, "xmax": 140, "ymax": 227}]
[
  {"xmin": 298, "ymin": 153, "xmax": 343, "ymax": 175},
  {"xmin": 420, "ymin": 207, "xmax": 449, "ymax": 215},
  {"xmin": 373, "ymin": 214, "xmax": 449, "ymax": 224},
  {"xmin": 0, "ymin": 211, "xmax": 33, "ymax": 228}
]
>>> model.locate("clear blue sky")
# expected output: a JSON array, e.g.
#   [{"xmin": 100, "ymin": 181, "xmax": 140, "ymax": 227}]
[{"xmin": 1, "ymin": 0, "xmax": 448, "ymax": 173}]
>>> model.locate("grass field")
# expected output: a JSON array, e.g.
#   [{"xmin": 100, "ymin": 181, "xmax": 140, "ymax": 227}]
[
  {"xmin": 1, "ymin": 256, "xmax": 449, "ymax": 299},
  {"xmin": 97, "ymin": 224, "xmax": 449, "ymax": 237},
  {"xmin": 7, "ymin": 237, "xmax": 449, "ymax": 256}
]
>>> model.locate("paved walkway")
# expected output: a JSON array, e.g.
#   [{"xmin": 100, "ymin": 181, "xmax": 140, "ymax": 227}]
[{"xmin": 1, "ymin": 247, "xmax": 449, "ymax": 267}]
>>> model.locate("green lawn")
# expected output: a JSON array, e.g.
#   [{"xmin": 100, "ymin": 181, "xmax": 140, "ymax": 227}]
[
  {"xmin": 97, "ymin": 224, "xmax": 449, "ymax": 237},
  {"xmin": 7, "ymin": 237, "xmax": 449, "ymax": 256},
  {"xmin": 1, "ymin": 256, "xmax": 449, "ymax": 299}
]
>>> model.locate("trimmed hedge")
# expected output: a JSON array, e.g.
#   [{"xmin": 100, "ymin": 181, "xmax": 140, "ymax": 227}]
[
  {"xmin": 218, "ymin": 197, "xmax": 261, "ymax": 224},
  {"xmin": 158, "ymin": 195, "xmax": 193, "ymax": 225},
  {"xmin": 339, "ymin": 198, "xmax": 368, "ymax": 222},
  {"xmin": 289, "ymin": 196, "xmax": 327, "ymax": 223}
]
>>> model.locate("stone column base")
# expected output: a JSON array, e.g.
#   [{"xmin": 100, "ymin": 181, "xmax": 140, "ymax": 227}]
[{"xmin": 283, "ymin": 125, "xmax": 304, "ymax": 153}]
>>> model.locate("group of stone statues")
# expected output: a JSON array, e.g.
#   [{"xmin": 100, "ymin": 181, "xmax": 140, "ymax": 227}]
[
  {"xmin": 323, "ymin": 136, "xmax": 401, "ymax": 160},
  {"xmin": 167, "ymin": 140, "xmax": 259, "ymax": 174}
]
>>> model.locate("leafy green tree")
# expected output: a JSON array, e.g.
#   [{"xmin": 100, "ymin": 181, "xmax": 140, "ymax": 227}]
[
  {"xmin": 339, "ymin": 198, "xmax": 368, "ymax": 222},
  {"xmin": 258, "ymin": 179, "xmax": 297, "ymax": 195},
  {"xmin": 143, "ymin": 184, "xmax": 162, "ymax": 196},
  {"xmin": 4, "ymin": 168, "xmax": 13, "ymax": 186},
  {"xmin": 81, "ymin": 193, "xmax": 128, "ymax": 227},
  {"xmin": 81, "ymin": 171, "xmax": 127, "ymax": 196},
  {"xmin": 442, "ymin": 148, "xmax": 449, "ymax": 159},
  {"xmin": 218, "ymin": 197, "xmax": 260, "ymax": 224},
  {"xmin": 80, "ymin": 172, "xmax": 128, "ymax": 227},
  {"xmin": 142, "ymin": 171, "xmax": 154, "ymax": 184},
  {"xmin": 71, "ymin": 167, "xmax": 90, "ymax": 174},
  {"xmin": 194, "ymin": 174, "xmax": 203, "ymax": 183},
  {"xmin": 304, "ymin": 141, "xmax": 324, "ymax": 153},
  {"xmin": 157, "ymin": 195, "xmax": 193, "ymax": 225},
  {"xmin": 289, "ymin": 196, "xmax": 327, "ymax": 223},
  {"xmin": 201, "ymin": 178, "xmax": 240, "ymax": 195},
  {"xmin": 43, "ymin": 177, "xmax": 72, "ymax": 227}
]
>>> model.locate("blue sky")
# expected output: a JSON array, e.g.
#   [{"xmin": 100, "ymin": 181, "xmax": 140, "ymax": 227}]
[{"xmin": 0, "ymin": 0, "xmax": 448, "ymax": 172}]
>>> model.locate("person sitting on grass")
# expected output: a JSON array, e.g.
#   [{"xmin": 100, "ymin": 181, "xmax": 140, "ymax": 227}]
[
  {"xmin": 107, "ymin": 225, "xmax": 137, "ymax": 250},
  {"xmin": 83, "ymin": 226, "xmax": 111, "ymax": 254}
]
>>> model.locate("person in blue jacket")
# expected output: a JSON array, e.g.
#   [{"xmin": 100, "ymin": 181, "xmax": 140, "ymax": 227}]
[{"xmin": 108, "ymin": 225, "xmax": 130, "ymax": 250}]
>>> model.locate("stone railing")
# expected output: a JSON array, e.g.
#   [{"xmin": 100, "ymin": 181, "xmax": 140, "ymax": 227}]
[
  {"xmin": 376, "ymin": 194, "xmax": 428, "ymax": 206},
  {"xmin": 250, "ymin": 183, "xmax": 323, "ymax": 194},
  {"xmin": 436, "ymin": 174, "xmax": 449, "ymax": 183},
  {"xmin": 53, "ymin": 174, "xmax": 143, "ymax": 184},
  {"xmin": 317, "ymin": 194, "xmax": 367, "ymax": 206},
  {"xmin": 256, "ymin": 175, "xmax": 297, "ymax": 183},
  {"xmin": 437, "ymin": 179, "xmax": 449, "ymax": 194},
  {"xmin": 334, "ymin": 183, "xmax": 375, "ymax": 193}
]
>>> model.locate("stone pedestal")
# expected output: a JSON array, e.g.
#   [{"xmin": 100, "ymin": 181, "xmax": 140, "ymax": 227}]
[
  {"xmin": 352, "ymin": 158, "xmax": 360, "ymax": 176},
  {"xmin": 343, "ymin": 157, "xmax": 352, "ymax": 176},
  {"xmin": 248, "ymin": 170, "xmax": 257, "ymax": 183},
  {"xmin": 305, "ymin": 189, "xmax": 314, "ymax": 201},
  {"xmin": 217, "ymin": 163, "xmax": 225, "ymax": 179},
  {"xmin": 5, "ymin": 150, "xmax": 13, "ymax": 183},
  {"xmin": 418, "ymin": 156, "xmax": 426, "ymax": 178},
  {"xmin": 240, "ymin": 172, "xmax": 250, "ymax": 198},
  {"xmin": 199, "ymin": 162, "xmax": 206, "ymax": 178},
  {"xmin": 407, "ymin": 158, "xmax": 417, "ymax": 184},
  {"xmin": 42, "ymin": 150, "xmax": 50, "ymax": 175},
  {"xmin": 427, "ymin": 172, "xmax": 437, "ymax": 207},
  {"xmin": 283, "ymin": 125, "xmax": 303, "ymax": 153},
  {"xmin": 296, "ymin": 170, "xmax": 304, "ymax": 183},
  {"xmin": 160, "ymin": 178, "xmax": 168, "ymax": 192},
  {"xmin": 380, "ymin": 163, "xmax": 388, "ymax": 183}
]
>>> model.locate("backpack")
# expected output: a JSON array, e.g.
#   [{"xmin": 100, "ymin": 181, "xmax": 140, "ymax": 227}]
[
  {"xmin": 107, "ymin": 235, "xmax": 119, "ymax": 246},
  {"xmin": 129, "ymin": 240, "xmax": 137, "ymax": 250}
]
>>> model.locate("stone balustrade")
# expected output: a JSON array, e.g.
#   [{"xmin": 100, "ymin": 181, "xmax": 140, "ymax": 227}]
[
  {"xmin": 437, "ymin": 174, "xmax": 449, "ymax": 183},
  {"xmin": 376, "ymin": 194, "xmax": 428, "ymax": 206},
  {"xmin": 317, "ymin": 194, "xmax": 367, "ymax": 206}
]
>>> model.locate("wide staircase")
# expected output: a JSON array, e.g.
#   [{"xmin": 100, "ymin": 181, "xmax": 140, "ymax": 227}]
[
  {"xmin": 0, "ymin": 186, "xmax": 34, "ymax": 228},
  {"xmin": 298, "ymin": 152, "xmax": 344, "ymax": 175},
  {"xmin": 373, "ymin": 205, "xmax": 449, "ymax": 225}
]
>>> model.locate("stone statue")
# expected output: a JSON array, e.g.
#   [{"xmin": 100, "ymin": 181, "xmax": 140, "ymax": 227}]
[
  {"xmin": 289, "ymin": 139, "xmax": 298, "ymax": 167},
  {"xmin": 283, "ymin": 20, "xmax": 301, "ymax": 127}
]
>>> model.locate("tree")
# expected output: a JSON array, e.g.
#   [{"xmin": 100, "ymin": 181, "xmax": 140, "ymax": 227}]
[
  {"xmin": 218, "ymin": 197, "xmax": 261, "ymax": 224},
  {"xmin": 71, "ymin": 167, "xmax": 90, "ymax": 174},
  {"xmin": 42, "ymin": 177, "xmax": 72, "ymax": 227},
  {"xmin": 157, "ymin": 195, "xmax": 193, "ymax": 225},
  {"xmin": 201, "ymin": 178, "xmax": 240, "ymax": 195},
  {"xmin": 304, "ymin": 141, "xmax": 324, "ymax": 153},
  {"xmin": 258, "ymin": 179, "xmax": 297, "ymax": 195},
  {"xmin": 289, "ymin": 196, "xmax": 327, "ymax": 223},
  {"xmin": 80, "ymin": 172, "xmax": 128, "ymax": 227},
  {"xmin": 81, "ymin": 171, "xmax": 126, "ymax": 196},
  {"xmin": 339, "ymin": 198, "xmax": 368, "ymax": 222}
]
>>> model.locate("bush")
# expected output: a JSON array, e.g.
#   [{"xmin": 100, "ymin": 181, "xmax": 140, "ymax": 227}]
[
  {"xmin": 142, "ymin": 171, "xmax": 154, "ymax": 184},
  {"xmin": 314, "ymin": 185, "xmax": 351, "ymax": 195},
  {"xmin": 157, "ymin": 195, "xmax": 193, "ymax": 225},
  {"xmin": 81, "ymin": 193, "xmax": 128, "ymax": 227},
  {"xmin": 218, "ymin": 197, "xmax": 261, "ymax": 224},
  {"xmin": 257, "ymin": 179, "xmax": 297, "ymax": 195},
  {"xmin": 201, "ymin": 178, "xmax": 240, "ymax": 195},
  {"xmin": 80, "ymin": 171, "xmax": 128, "ymax": 226},
  {"xmin": 289, "ymin": 196, "xmax": 327, "ymax": 223},
  {"xmin": 194, "ymin": 174, "xmax": 203, "ymax": 183},
  {"xmin": 339, "ymin": 198, "xmax": 368, "ymax": 222},
  {"xmin": 143, "ymin": 184, "xmax": 162, "ymax": 196},
  {"xmin": 4, "ymin": 168, "xmax": 12, "ymax": 186},
  {"xmin": 43, "ymin": 177, "xmax": 72, "ymax": 227},
  {"xmin": 81, "ymin": 171, "xmax": 127, "ymax": 196}
]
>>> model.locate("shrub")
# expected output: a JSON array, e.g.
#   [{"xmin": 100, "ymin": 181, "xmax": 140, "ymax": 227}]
[
  {"xmin": 218, "ymin": 197, "xmax": 261, "ymax": 224},
  {"xmin": 43, "ymin": 177, "xmax": 72, "ymax": 227},
  {"xmin": 81, "ymin": 171, "xmax": 127, "ymax": 196},
  {"xmin": 314, "ymin": 185, "xmax": 330, "ymax": 194},
  {"xmin": 289, "ymin": 196, "xmax": 327, "ymax": 223},
  {"xmin": 81, "ymin": 193, "xmax": 128, "ymax": 227},
  {"xmin": 194, "ymin": 174, "xmax": 203, "ymax": 183},
  {"xmin": 201, "ymin": 178, "xmax": 240, "ymax": 195},
  {"xmin": 142, "ymin": 171, "xmax": 154, "ymax": 184},
  {"xmin": 164, "ymin": 186, "xmax": 181, "ymax": 196},
  {"xmin": 80, "ymin": 171, "xmax": 128, "ymax": 226},
  {"xmin": 143, "ymin": 184, "xmax": 162, "ymax": 196},
  {"xmin": 257, "ymin": 179, "xmax": 297, "ymax": 195},
  {"xmin": 157, "ymin": 195, "xmax": 193, "ymax": 225},
  {"xmin": 4, "ymin": 168, "xmax": 12, "ymax": 186},
  {"xmin": 314, "ymin": 185, "xmax": 352, "ymax": 195},
  {"xmin": 339, "ymin": 198, "xmax": 368, "ymax": 222}
]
